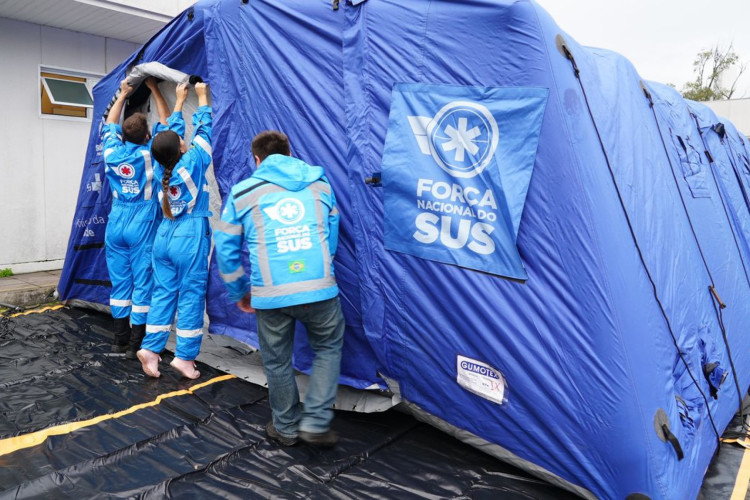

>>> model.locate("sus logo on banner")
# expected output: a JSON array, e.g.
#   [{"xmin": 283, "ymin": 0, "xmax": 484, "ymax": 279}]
[{"xmin": 382, "ymin": 83, "xmax": 548, "ymax": 280}]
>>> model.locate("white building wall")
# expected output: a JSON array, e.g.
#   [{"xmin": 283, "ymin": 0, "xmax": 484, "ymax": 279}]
[
  {"xmin": 703, "ymin": 99, "xmax": 750, "ymax": 140},
  {"xmin": 0, "ymin": 17, "xmax": 138, "ymax": 273}
]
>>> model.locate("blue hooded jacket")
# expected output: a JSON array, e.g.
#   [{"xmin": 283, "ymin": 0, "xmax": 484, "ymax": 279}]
[{"xmin": 214, "ymin": 154, "xmax": 340, "ymax": 309}]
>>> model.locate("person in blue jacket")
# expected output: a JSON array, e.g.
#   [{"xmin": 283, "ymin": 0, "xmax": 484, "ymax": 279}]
[
  {"xmin": 102, "ymin": 77, "xmax": 184, "ymax": 359},
  {"xmin": 214, "ymin": 131, "xmax": 344, "ymax": 448},
  {"xmin": 136, "ymin": 82, "xmax": 212, "ymax": 380}
]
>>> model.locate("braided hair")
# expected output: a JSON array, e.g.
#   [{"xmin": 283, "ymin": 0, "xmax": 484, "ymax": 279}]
[{"xmin": 151, "ymin": 130, "xmax": 182, "ymax": 220}]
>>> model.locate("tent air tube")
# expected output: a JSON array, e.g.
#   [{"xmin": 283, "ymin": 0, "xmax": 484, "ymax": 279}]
[
  {"xmin": 559, "ymin": 37, "xmax": 722, "ymax": 449},
  {"xmin": 643, "ymin": 84, "xmax": 746, "ymax": 431}
]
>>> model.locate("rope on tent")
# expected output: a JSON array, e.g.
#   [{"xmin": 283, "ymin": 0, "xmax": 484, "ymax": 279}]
[
  {"xmin": 717, "ymin": 128, "xmax": 750, "ymax": 274},
  {"xmin": 720, "ymin": 129, "xmax": 750, "ymax": 211},
  {"xmin": 691, "ymin": 115, "xmax": 750, "ymax": 291},
  {"xmin": 556, "ymin": 35, "xmax": 722, "ymax": 451},
  {"xmin": 641, "ymin": 88, "xmax": 742, "ymax": 396},
  {"xmin": 686, "ymin": 114, "xmax": 750, "ymax": 430}
]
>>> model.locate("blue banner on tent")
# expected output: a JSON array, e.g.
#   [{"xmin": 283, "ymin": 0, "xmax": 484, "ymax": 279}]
[{"xmin": 382, "ymin": 83, "xmax": 548, "ymax": 279}]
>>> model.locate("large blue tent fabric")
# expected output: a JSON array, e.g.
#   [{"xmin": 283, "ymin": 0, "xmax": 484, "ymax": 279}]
[{"xmin": 58, "ymin": 1, "xmax": 750, "ymax": 498}]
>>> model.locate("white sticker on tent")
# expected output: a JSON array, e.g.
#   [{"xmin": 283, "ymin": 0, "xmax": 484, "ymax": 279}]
[{"xmin": 456, "ymin": 355, "xmax": 506, "ymax": 405}]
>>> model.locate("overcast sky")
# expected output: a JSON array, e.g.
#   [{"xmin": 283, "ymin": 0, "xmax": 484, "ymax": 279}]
[{"xmin": 534, "ymin": 0, "xmax": 750, "ymax": 99}]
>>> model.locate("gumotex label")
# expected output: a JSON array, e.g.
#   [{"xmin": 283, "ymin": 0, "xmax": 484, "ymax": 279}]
[{"xmin": 456, "ymin": 355, "xmax": 507, "ymax": 405}]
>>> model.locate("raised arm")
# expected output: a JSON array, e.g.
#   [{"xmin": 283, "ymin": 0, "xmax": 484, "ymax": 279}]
[
  {"xmin": 195, "ymin": 82, "xmax": 209, "ymax": 108},
  {"xmin": 174, "ymin": 83, "xmax": 188, "ymax": 114},
  {"xmin": 188, "ymin": 83, "xmax": 212, "ymax": 168},
  {"xmin": 145, "ymin": 77, "xmax": 169, "ymax": 126},
  {"xmin": 106, "ymin": 79, "xmax": 133, "ymax": 125},
  {"xmin": 166, "ymin": 83, "xmax": 188, "ymax": 137}
]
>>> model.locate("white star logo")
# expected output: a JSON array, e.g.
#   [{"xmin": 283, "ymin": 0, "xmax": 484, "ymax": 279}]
[
  {"xmin": 441, "ymin": 118, "xmax": 481, "ymax": 162},
  {"xmin": 280, "ymin": 202, "xmax": 299, "ymax": 220},
  {"xmin": 264, "ymin": 197, "xmax": 306, "ymax": 225},
  {"xmin": 408, "ymin": 100, "xmax": 499, "ymax": 179}
]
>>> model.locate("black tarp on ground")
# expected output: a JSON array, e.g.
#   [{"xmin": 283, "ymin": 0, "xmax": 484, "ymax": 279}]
[
  {"xmin": 0, "ymin": 307, "xmax": 575, "ymax": 499},
  {"xmin": 699, "ymin": 399, "xmax": 750, "ymax": 499}
]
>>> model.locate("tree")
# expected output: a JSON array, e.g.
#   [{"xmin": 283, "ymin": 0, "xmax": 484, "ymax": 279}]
[{"xmin": 681, "ymin": 44, "xmax": 746, "ymax": 101}]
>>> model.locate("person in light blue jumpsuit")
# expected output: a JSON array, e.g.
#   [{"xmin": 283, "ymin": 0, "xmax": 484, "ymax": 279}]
[
  {"xmin": 137, "ymin": 82, "xmax": 212, "ymax": 380},
  {"xmin": 102, "ymin": 77, "xmax": 184, "ymax": 358},
  {"xmin": 214, "ymin": 130, "xmax": 344, "ymax": 447}
]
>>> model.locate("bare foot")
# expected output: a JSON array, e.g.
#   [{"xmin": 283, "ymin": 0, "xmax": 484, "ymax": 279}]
[
  {"xmin": 170, "ymin": 357, "xmax": 200, "ymax": 379},
  {"xmin": 137, "ymin": 349, "xmax": 161, "ymax": 378}
]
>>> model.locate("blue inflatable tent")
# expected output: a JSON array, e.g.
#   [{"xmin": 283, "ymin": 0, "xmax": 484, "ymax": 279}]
[{"xmin": 58, "ymin": 1, "xmax": 750, "ymax": 498}]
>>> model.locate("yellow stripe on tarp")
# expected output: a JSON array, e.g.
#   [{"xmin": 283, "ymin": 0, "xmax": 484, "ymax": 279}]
[
  {"xmin": 731, "ymin": 418, "xmax": 750, "ymax": 500},
  {"xmin": 0, "ymin": 374, "xmax": 237, "ymax": 457},
  {"xmin": 9, "ymin": 304, "xmax": 64, "ymax": 317}
]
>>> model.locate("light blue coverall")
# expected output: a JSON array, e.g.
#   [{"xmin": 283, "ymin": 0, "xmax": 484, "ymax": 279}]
[
  {"xmin": 141, "ymin": 106, "xmax": 212, "ymax": 361},
  {"xmin": 101, "ymin": 113, "xmax": 184, "ymax": 325}
]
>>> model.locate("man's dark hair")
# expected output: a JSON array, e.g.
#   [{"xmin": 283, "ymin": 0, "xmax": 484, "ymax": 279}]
[
  {"xmin": 122, "ymin": 113, "xmax": 149, "ymax": 144},
  {"xmin": 252, "ymin": 130, "xmax": 290, "ymax": 163}
]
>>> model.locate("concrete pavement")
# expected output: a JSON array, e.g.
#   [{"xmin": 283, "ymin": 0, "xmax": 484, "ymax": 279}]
[{"xmin": 0, "ymin": 270, "xmax": 61, "ymax": 309}]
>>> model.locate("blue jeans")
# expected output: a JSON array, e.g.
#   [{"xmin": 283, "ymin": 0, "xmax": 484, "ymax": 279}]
[{"xmin": 255, "ymin": 296, "xmax": 344, "ymax": 438}]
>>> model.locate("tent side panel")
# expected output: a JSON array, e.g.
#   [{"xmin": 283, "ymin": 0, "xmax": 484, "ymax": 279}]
[
  {"xmin": 342, "ymin": 1, "xmax": 681, "ymax": 497},
  {"xmin": 201, "ymin": 0, "xmax": 382, "ymax": 389}
]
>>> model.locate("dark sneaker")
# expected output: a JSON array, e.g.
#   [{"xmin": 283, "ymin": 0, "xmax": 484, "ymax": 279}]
[
  {"xmin": 265, "ymin": 421, "xmax": 298, "ymax": 447},
  {"xmin": 299, "ymin": 429, "xmax": 338, "ymax": 448},
  {"xmin": 111, "ymin": 344, "xmax": 128, "ymax": 354},
  {"xmin": 125, "ymin": 348, "xmax": 138, "ymax": 360}
]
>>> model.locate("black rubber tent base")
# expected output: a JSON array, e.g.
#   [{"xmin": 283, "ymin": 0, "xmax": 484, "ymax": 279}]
[
  {"xmin": 0, "ymin": 307, "xmax": 575, "ymax": 499},
  {"xmin": 700, "ymin": 396, "xmax": 750, "ymax": 499}
]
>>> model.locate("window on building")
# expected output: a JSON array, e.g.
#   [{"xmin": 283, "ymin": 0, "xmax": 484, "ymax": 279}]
[{"xmin": 40, "ymin": 70, "xmax": 97, "ymax": 119}]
